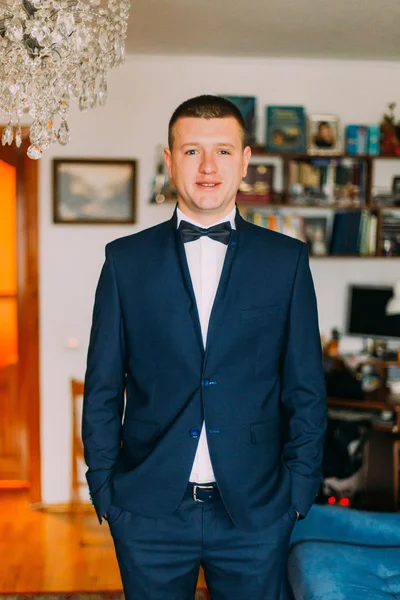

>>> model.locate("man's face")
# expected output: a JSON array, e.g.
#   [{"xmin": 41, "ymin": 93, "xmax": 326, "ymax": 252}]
[{"xmin": 164, "ymin": 117, "xmax": 251, "ymax": 224}]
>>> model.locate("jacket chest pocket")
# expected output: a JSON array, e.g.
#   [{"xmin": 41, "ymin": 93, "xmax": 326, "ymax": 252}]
[{"xmin": 240, "ymin": 304, "xmax": 280, "ymax": 322}]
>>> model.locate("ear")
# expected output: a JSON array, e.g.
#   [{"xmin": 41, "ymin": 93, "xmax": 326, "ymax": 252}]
[
  {"xmin": 242, "ymin": 145, "xmax": 252, "ymax": 178},
  {"xmin": 164, "ymin": 147, "xmax": 173, "ymax": 178}
]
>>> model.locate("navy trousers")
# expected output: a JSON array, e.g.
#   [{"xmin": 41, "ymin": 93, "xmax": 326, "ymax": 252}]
[{"xmin": 107, "ymin": 485, "xmax": 296, "ymax": 600}]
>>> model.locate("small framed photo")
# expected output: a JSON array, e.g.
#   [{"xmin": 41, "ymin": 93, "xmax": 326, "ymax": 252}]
[
  {"xmin": 302, "ymin": 216, "xmax": 329, "ymax": 256},
  {"xmin": 237, "ymin": 163, "xmax": 275, "ymax": 204},
  {"xmin": 307, "ymin": 114, "xmax": 342, "ymax": 155},
  {"xmin": 53, "ymin": 158, "xmax": 137, "ymax": 224}
]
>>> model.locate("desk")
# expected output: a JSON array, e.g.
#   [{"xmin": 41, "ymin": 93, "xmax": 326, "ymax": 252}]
[
  {"xmin": 327, "ymin": 394, "xmax": 400, "ymax": 510},
  {"xmin": 328, "ymin": 397, "xmax": 400, "ymax": 432}
]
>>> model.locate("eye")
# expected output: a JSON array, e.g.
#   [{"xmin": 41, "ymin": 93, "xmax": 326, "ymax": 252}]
[
  {"xmin": 185, "ymin": 149, "xmax": 198, "ymax": 155},
  {"xmin": 218, "ymin": 150, "xmax": 231, "ymax": 155}
]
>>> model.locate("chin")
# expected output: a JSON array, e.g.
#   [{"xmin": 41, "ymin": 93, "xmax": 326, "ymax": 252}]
[
  {"xmin": 193, "ymin": 195, "xmax": 230, "ymax": 211},
  {"xmin": 198, "ymin": 200, "xmax": 223, "ymax": 210}
]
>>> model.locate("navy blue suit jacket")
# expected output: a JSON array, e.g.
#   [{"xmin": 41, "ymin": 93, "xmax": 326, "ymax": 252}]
[{"xmin": 82, "ymin": 207, "xmax": 327, "ymax": 531}]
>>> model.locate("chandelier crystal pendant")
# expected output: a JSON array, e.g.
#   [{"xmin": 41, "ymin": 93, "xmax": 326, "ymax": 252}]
[{"xmin": 0, "ymin": 0, "xmax": 130, "ymax": 159}]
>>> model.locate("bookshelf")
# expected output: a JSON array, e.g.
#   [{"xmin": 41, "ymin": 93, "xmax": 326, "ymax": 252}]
[
  {"xmin": 151, "ymin": 146, "xmax": 400, "ymax": 259},
  {"xmin": 240, "ymin": 149, "xmax": 400, "ymax": 258}
]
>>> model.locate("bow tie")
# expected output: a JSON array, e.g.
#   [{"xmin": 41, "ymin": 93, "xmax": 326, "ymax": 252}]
[{"xmin": 179, "ymin": 220, "xmax": 232, "ymax": 245}]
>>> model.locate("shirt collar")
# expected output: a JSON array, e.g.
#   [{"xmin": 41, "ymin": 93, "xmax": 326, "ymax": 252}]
[{"xmin": 176, "ymin": 205, "xmax": 236, "ymax": 230}]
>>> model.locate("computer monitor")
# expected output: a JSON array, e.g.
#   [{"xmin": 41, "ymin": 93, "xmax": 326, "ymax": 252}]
[{"xmin": 347, "ymin": 284, "xmax": 400, "ymax": 339}]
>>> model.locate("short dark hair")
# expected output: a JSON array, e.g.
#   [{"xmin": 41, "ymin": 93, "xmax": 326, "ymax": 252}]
[{"xmin": 168, "ymin": 95, "xmax": 246, "ymax": 149}]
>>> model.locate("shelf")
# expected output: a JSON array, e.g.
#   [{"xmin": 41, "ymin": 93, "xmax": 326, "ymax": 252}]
[
  {"xmin": 250, "ymin": 146, "xmax": 400, "ymax": 161},
  {"xmin": 150, "ymin": 145, "xmax": 400, "ymax": 260},
  {"xmin": 236, "ymin": 193, "xmax": 276, "ymax": 205},
  {"xmin": 374, "ymin": 205, "xmax": 400, "ymax": 210},
  {"xmin": 239, "ymin": 202, "xmax": 367, "ymax": 210},
  {"xmin": 370, "ymin": 155, "xmax": 400, "ymax": 160},
  {"xmin": 328, "ymin": 397, "xmax": 399, "ymax": 411},
  {"xmin": 156, "ymin": 198, "xmax": 369, "ymax": 210},
  {"xmin": 155, "ymin": 197, "xmax": 400, "ymax": 211},
  {"xmin": 310, "ymin": 255, "xmax": 400, "ymax": 259},
  {"xmin": 239, "ymin": 203, "xmax": 400, "ymax": 211}
]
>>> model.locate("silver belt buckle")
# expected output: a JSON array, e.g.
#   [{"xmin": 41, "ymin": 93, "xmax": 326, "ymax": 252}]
[{"xmin": 193, "ymin": 484, "xmax": 215, "ymax": 503}]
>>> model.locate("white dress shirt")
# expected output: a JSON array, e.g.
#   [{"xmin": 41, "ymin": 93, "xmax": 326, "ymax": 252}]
[{"xmin": 176, "ymin": 205, "xmax": 236, "ymax": 483}]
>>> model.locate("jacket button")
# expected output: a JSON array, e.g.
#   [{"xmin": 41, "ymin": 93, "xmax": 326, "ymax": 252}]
[
  {"xmin": 202, "ymin": 379, "xmax": 210, "ymax": 387},
  {"xmin": 190, "ymin": 428, "xmax": 200, "ymax": 438}
]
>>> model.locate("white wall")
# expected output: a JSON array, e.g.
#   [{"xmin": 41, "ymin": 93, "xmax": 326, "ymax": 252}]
[{"xmin": 38, "ymin": 54, "xmax": 400, "ymax": 504}]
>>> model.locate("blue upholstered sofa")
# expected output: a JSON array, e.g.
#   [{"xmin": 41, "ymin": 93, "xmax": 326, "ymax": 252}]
[{"xmin": 283, "ymin": 504, "xmax": 400, "ymax": 600}]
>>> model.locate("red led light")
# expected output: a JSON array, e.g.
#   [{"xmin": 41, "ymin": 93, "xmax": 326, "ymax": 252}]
[
  {"xmin": 339, "ymin": 498, "xmax": 350, "ymax": 506},
  {"xmin": 328, "ymin": 496, "xmax": 336, "ymax": 504}
]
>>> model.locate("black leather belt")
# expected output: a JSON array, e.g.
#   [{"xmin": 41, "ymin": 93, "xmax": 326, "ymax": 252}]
[{"xmin": 187, "ymin": 482, "xmax": 219, "ymax": 503}]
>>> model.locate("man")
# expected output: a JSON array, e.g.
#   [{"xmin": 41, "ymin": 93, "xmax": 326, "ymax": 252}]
[{"xmin": 82, "ymin": 95, "xmax": 327, "ymax": 600}]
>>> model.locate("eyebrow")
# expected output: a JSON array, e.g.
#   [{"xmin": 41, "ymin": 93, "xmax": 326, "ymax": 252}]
[{"xmin": 180, "ymin": 142, "xmax": 237, "ymax": 150}]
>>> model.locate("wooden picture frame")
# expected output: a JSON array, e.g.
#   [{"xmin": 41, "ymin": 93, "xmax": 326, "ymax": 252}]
[
  {"xmin": 307, "ymin": 114, "xmax": 342, "ymax": 156},
  {"xmin": 236, "ymin": 163, "xmax": 275, "ymax": 204},
  {"xmin": 52, "ymin": 158, "xmax": 137, "ymax": 224}
]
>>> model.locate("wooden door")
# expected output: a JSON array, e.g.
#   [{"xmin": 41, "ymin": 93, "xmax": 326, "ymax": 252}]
[
  {"xmin": 0, "ymin": 136, "xmax": 40, "ymax": 502},
  {"xmin": 0, "ymin": 152, "xmax": 21, "ymax": 479}
]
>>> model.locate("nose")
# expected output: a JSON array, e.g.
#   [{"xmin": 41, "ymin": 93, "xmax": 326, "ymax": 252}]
[{"xmin": 199, "ymin": 152, "xmax": 217, "ymax": 174}]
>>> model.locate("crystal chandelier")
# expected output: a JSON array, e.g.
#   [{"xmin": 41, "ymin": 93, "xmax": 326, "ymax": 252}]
[{"xmin": 0, "ymin": 0, "xmax": 130, "ymax": 159}]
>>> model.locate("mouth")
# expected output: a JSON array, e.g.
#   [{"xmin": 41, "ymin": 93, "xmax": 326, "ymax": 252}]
[{"xmin": 196, "ymin": 182, "xmax": 221, "ymax": 189}]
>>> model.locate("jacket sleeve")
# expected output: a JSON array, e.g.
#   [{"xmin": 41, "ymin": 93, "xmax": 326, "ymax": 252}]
[
  {"xmin": 82, "ymin": 243, "xmax": 126, "ymax": 523},
  {"xmin": 280, "ymin": 242, "xmax": 327, "ymax": 518}
]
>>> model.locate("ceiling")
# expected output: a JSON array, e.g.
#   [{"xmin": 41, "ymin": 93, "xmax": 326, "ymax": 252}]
[{"xmin": 126, "ymin": 0, "xmax": 400, "ymax": 61}]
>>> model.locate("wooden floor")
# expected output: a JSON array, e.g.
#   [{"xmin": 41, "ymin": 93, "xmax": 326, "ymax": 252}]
[
  {"xmin": 0, "ymin": 490, "xmax": 120, "ymax": 592},
  {"xmin": 0, "ymin": 490, "xmax": 205, "ymax": 593}
]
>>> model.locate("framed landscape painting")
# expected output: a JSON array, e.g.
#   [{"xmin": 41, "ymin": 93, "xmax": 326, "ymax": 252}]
[{"xmin": 53, "ymin": 158, "xmax": 137, "ymax": 224}]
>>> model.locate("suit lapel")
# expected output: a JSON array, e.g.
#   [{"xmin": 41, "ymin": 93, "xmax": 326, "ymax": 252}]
[
  {"xmin": 205, "ymin": 208, "xmax": 248, "ymax": 349},
  {"xmin": 169, "ymin": 204, "xmax": 249, "ymax": 355},
  {"xmin": 170, "ymin": 206, "xmax": 205, "ymax": 354}
]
